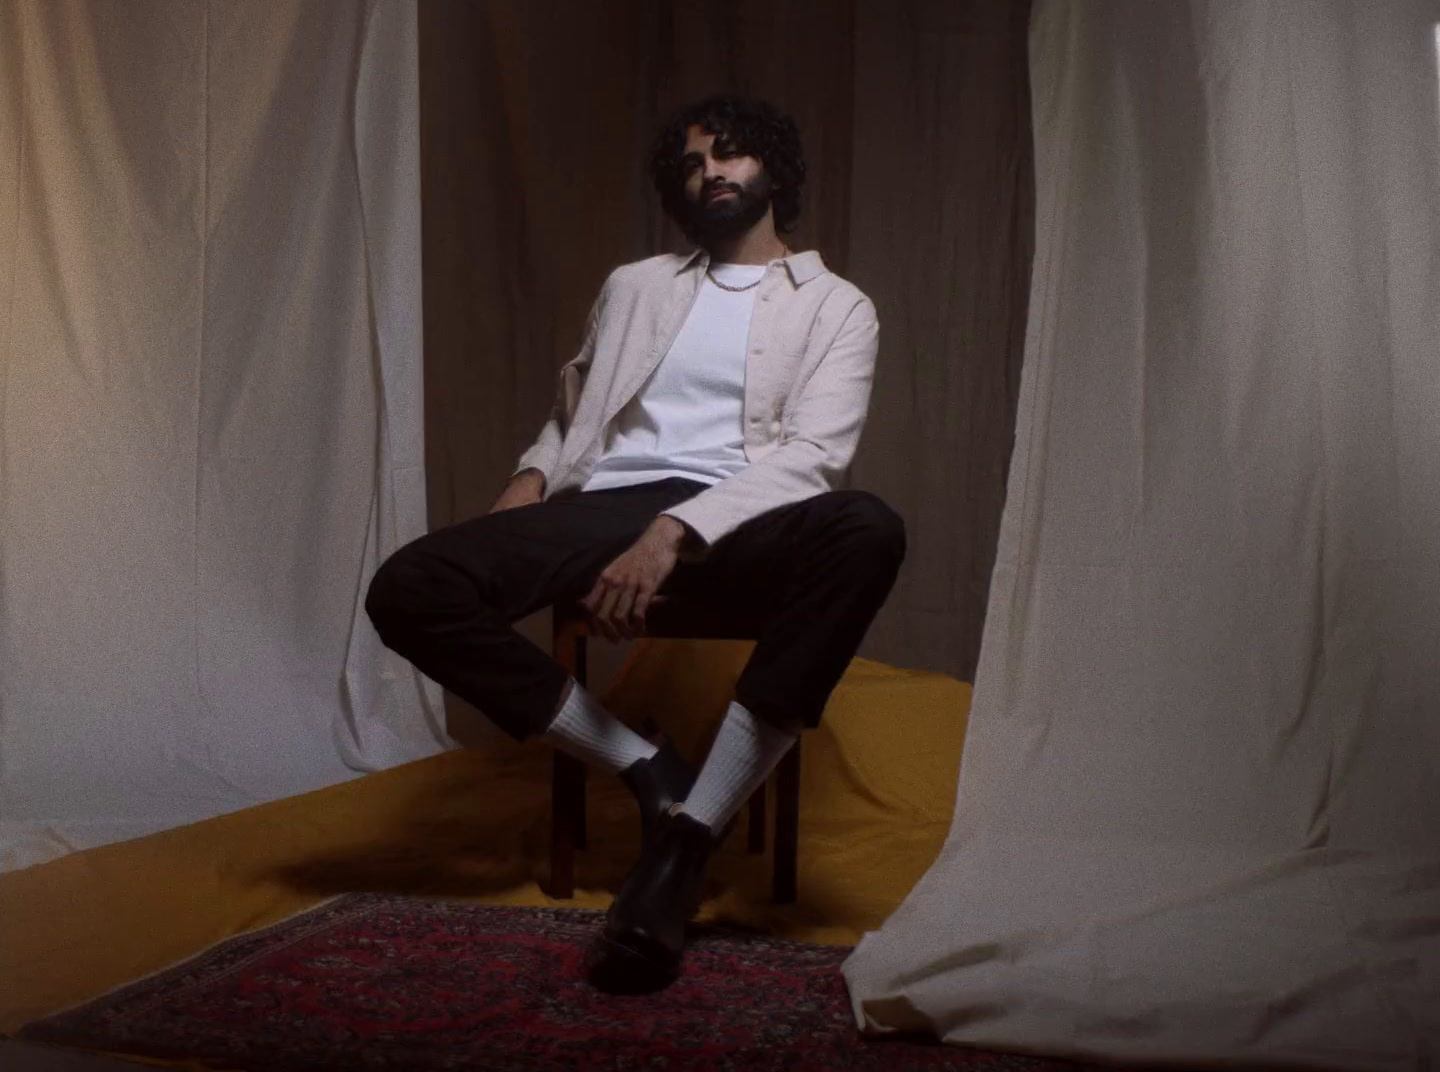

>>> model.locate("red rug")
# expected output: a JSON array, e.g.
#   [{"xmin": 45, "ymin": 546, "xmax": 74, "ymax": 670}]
[{"xmin": 22, "ymin": 893, "xmax": 1103, "ymax": 1071}]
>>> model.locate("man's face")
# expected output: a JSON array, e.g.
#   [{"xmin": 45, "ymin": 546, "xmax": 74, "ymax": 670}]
[{"xmin": 678, "ymin": 124, "xmax": 772, "ymax": 243}]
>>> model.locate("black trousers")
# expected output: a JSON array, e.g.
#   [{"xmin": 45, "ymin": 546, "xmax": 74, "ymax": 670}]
[{"xmin": 365, "ymin": 478, "xmax": 905, "ymax": 738}]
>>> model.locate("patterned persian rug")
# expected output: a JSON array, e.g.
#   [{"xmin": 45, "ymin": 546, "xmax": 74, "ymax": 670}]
[{"xmin": 22, "ymin": 893, "xmax": 1102, "ymax": 1071}]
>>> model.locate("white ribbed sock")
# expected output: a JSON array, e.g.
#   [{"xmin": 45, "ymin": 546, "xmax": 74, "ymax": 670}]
[
  {"xmin": 680, "ymin": 701, "xmax": 797, "ymax": 832},
  {"xmin": 542, "ymin": 679, "xmax": 658, "ymax": 775}
]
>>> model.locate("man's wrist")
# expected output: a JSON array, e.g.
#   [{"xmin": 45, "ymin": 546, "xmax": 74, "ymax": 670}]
[
  {"xmin": 647, "ymin": 514, "xmax": 689, "ymax": 549},
  {"xmin": 511, "ymin": 468, "xmax": 546, "ymax": 493}
]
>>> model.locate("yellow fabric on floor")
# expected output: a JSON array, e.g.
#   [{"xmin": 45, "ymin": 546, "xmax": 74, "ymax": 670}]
[{"xmin": 1, "ymin": 641, "xmax": 969, "ymax": 1050}]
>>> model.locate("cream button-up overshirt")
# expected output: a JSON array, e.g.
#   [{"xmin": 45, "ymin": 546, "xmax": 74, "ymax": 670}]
[{"xmin": 512, "ymin": 248, "xmax": 880, "ymax": 551}]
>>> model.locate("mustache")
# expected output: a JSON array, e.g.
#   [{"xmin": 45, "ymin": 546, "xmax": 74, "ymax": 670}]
[{"xmin": 702, "ymin": 181, "xmax": 743, "ymax": 201}]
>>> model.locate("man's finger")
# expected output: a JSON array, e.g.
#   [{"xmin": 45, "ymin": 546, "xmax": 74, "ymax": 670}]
[
  {"xmin": 581, "ymin": 571, "xmax": 613, "ymax": 614},
  {"xmin": 629, "ymin": 590, "xmax": 652, "ymax": 636},
  {"xmin": 589, "ymin": 591, "xmax": 611, "ymax": 642},
  {"xmin": 613, "ymin": 586, "xmax": 639, "ymax": 640},
  {"xmin": 581, "ymin": 586, "xmax": 602, "ymax": 631},
  {"xmin": 595, "ymin": 586, "xmax": 622, "ymax": 642}
]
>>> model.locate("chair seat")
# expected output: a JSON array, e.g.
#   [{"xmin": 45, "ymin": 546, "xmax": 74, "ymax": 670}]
[
  {"xmin": 562, "ymin": 597, "xmax": 760, "ymax": 643},
  {"xmin": 548, "ymin": 601, "xmax": 801, "ymax": 904}
]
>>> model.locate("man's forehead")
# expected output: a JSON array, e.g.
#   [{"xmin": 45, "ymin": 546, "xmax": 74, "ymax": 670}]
[
  {"xmin": 682, "ymin": 123, "xmax": 734, "ymax": 154},
  {"xmin": 682, "ymin": 124, "xmax": 715, "ymax": 152}
]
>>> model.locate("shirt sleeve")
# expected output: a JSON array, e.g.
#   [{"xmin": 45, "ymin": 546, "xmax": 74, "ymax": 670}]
[{"xmin": 511, "ymin": 277, "xmax": 610, "ymax": 487}]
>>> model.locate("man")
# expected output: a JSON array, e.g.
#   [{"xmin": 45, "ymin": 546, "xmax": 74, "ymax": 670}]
[{"xmin": 365, "ymin": 94, "xmax": 904, "ymax": 991}]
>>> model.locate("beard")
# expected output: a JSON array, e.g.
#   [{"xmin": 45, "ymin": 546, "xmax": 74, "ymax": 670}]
[{"xmin": 682, "ymin": 172, "xmax": 774, "ymax": 246}]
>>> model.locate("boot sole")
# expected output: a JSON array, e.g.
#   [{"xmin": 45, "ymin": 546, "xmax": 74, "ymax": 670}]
[{"xmin": 587, "ymin": 932, "xmax": 679, "ymax": 995}]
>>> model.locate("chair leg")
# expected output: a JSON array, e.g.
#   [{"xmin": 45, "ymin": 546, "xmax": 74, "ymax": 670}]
[
  {"xmin": 549, "ymin": 627, "xmax": 589, "ymax": 897},
  {"xmin": 574, "ymin": 764, "xmax": 588, "ymax": 852},
  {"xmin": 747, "ymin": 783, "xmax": 767, "ymax": 853},
  {"xmin": 549, "ymin": 752, "xmax": 584, "ymax": 899},
  {"xmin": 773, "ymin": 742, "xmax": 801, "ymax": 904},
  {"xmin": 572, "ymin": 634, "xmax": 589, "ymax": 851}
]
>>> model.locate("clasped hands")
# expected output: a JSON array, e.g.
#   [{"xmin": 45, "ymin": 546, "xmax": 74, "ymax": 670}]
[
  {"xmin": 489, "ymin": 469, "xmax": 688, "ymax": 642},
  {"xmin": 580, "ymin": 515, "xmax": 686, "ymax": 641}
]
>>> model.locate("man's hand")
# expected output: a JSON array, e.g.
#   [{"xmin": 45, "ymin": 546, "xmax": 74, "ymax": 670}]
[
  {"xmin": 581, "ymin": 516, "xmax": 687, "ymax": 641},
  {"xmin": 489, "ymin": 469, "xmax": 546, "ymax": 514}
]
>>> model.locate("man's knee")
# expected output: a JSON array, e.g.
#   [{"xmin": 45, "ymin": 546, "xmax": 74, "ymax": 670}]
[
  {"xmin": 365, "ymin": 547, "xmax": 467, "ymax": 640},
  {"xmin": 819, "ymin": 490, "xmax": 907, "ymax": 565},
  {"xmin": 364, "ymin": 552, "xmax": 419, "ymax": 639}
]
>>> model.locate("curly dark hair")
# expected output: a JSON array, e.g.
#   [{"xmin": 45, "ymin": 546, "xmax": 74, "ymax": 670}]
[{"xmin": 649, "ymin": 94, "xmax": 806, "ymax": 240}]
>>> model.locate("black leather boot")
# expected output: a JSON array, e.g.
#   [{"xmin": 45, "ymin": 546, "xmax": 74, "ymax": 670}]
[
  {"xmin": 618, "ymin": 741, "xmax": 697, "ymax": 855},
  {"xmin": 589, "ymin": 809, "xmax": 718, "ymax": 993}
]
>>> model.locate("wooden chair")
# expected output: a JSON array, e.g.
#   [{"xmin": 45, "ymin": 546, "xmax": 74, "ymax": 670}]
[{"xmin": 548, "ymin": 602, "xmax": 801, "ymax": 904}]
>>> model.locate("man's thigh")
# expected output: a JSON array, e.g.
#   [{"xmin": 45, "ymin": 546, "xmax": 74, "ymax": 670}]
[
  {"xmin": 649, "ymin": 491, "xmax": 844, "ymax": 637},
  {"xmin": 405, "ymin": 478, "xmax": 707, "ymax": 623}
]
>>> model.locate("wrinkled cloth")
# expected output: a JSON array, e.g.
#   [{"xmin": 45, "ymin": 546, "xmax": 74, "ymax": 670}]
[{"xmin": 842, "ymin": 2, "xmax": 1440, "ymax": 1068}]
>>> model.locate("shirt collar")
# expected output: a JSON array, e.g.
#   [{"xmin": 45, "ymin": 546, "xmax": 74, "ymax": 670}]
[{"xmin": 678, "ymin": 247, "xmax": 827, "ymax": 287}]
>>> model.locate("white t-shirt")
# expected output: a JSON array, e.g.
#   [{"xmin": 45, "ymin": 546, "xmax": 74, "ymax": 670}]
[{"xmin": 580, "ymin": 261, "xmax": 766, "ymax": 493}]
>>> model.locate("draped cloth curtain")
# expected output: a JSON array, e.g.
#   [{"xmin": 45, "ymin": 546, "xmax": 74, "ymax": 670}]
[
  {"xmin": 844, "ymin": 2, "xmax": 1440, "ymax": 1068},
  {"xmin": 0, "ymin": 0, "xmax": 445, "ymax": 872}
]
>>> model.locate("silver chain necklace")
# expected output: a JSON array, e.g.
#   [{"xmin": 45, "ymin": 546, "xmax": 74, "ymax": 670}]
[
  {"xmin": 706, "ymin": 246, "xmax": 791, "ymax": 292},
  {"xmin": 706, "ymin": 272, "xmax": 762, "ymax": 292}
]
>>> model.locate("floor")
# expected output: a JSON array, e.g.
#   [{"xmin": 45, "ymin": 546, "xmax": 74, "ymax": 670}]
[
  {"xmin": 2, "ymin": 644, "xmax": 971, "ymax": 1071},
  {"xmin": 0, "ymin": 1040, "xmax": 153, "ymax": 1070}
]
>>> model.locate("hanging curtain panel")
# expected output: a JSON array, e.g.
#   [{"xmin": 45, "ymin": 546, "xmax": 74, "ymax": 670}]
[
  {"xmin": 844, "ymin": 2, "xmax": 1440, "ymax": 1067},
  {"xmin": 0, "ymin": 0, "xmax": 445, "ymax": 872}
]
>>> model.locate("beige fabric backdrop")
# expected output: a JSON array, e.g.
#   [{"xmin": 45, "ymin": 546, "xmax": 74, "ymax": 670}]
[
  {"xmin": 0, "ymin": 0, "xmax": 444, "ymax": 872},
  {"xmin": 843, "ymin": 2, "xmax": 1440, "ymax": 1066},
  {"xmin": 417, "ymin": 0, "xmax": 1033, "ymax": 725}
]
